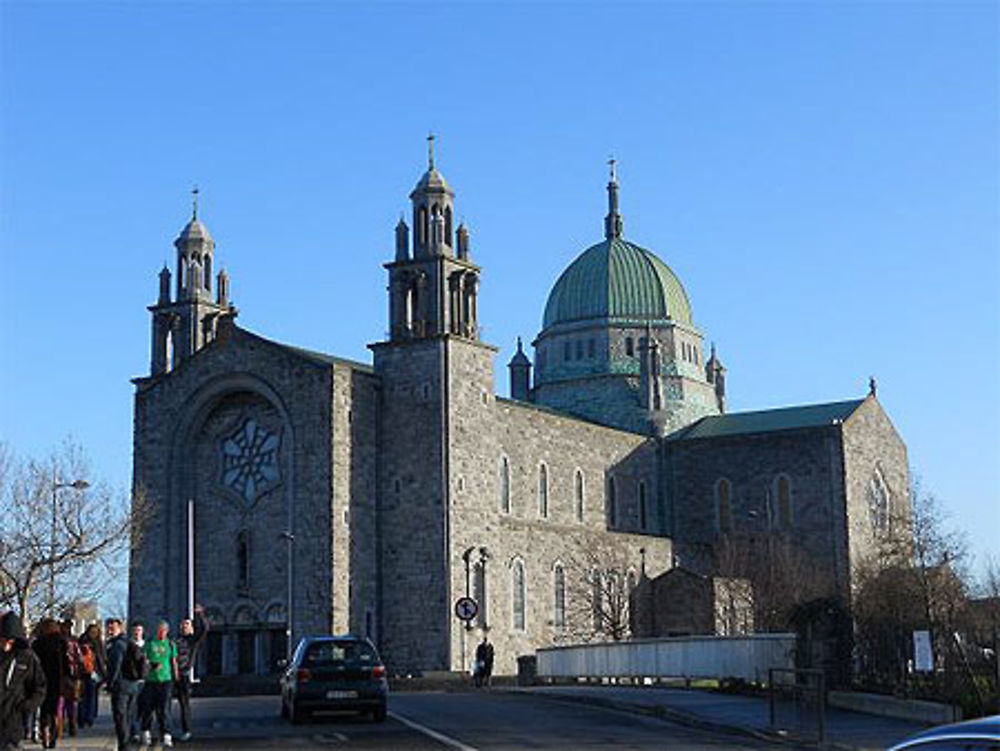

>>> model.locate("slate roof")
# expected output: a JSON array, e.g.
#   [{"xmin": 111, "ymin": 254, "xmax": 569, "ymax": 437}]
[{"xmin": 667, "ymin": 398, "xmax": 866, "ymax": 441}]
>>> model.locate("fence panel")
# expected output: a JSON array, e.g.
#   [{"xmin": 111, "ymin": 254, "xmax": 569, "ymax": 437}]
[{"xmin": 537, "ymin": 634, "xmax": 796, "ymax": 683}]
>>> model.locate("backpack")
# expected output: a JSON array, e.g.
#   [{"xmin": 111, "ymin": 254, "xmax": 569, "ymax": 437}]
[
  {"xmin": 121, "ymin": 641, "xmax": 150, "ymax": 681},
  {"xmin": 80, "ymin": 643, "xmax": 95, "ymax": 674}
]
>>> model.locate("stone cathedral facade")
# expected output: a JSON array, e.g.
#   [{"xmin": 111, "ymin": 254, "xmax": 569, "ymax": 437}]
[{"xmin": 129, "ymin": 147, "xmax": 908, "ymax": 676}]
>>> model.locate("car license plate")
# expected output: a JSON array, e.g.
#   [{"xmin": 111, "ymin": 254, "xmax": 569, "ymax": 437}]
[{"xmin": 326, "ymin": 690, "xmax": 358, "ymax": 699}]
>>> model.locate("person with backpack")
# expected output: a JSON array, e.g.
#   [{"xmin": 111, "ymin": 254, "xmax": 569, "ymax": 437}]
[
  {"xmin": 105, "ymin": 618, "xmax": 145, "ymax": 751},
  {"xmin": 58, "ymin": 620, "xmax": 82, "ymax": 739},
  {"xmin": 76, "ymin": 624, "xmax": 105, "ymax": 729},
  {"xmin": 1, "ymin": 611, "xmax": 46, "ymax": 751}
]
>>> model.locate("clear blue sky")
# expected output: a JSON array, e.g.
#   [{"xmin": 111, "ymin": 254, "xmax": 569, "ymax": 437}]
[{"xmin": 2, "ymin": 2, "xmax": 997, "ymax": 575}]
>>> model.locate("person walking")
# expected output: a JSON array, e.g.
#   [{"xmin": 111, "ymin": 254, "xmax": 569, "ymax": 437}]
[
  {"xmin": 140, "ymin": 621, "xmax": 176, "ymax": 748},
  {"xmin": 475, "ymin": 636, "xmax": 494, "ymax": 688},
  {"xmin": 128, "ymin": 623, "xmax": 145, "ymax": 745},
  {"xmin": 76, "ymin": 624, "xmax": 105, "ymax": 729},
  {"xmin": 58, "ymin": 621, "xmax": 81, "ymax": 739},
  {"xmin": 0, "ymin": 612, "xmax": 46, "ymax": 751},
  {"xmin": 173, "ymin": 605, "xmax": 208, "ymax": 743},
  {"xmin": 105, "ymin": 618, "xmax": 143, "ymax": 751},
  {"xmin": 31, "ymin": 619, "xmax": 67, "ymax": 749}
]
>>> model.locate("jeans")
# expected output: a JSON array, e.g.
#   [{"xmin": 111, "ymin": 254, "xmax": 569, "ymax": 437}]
[
  {"xmin": 174, "ymin": 677, "xmax": 192, "ymax": 734},
  {"xmin": 140, "ymin": 681, "xmax": 172, "ymax": 739},
  {"xmin": 110, "ymin": 683, "xmax": 139, "ymax": 751}
]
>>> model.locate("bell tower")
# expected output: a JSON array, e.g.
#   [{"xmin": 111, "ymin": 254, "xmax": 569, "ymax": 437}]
[
  {"xmin": 385, "ymin": 135, "xmax": 481, "ymax": 341},
  {"xmin": 148, "ymin": 189, "xmax": 236, "ymax": 376}
]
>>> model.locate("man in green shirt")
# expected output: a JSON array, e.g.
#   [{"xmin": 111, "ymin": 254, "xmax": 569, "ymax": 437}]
[{"xmin": 140, "ymin": 621, "xmax": 177, "ymax": 747}]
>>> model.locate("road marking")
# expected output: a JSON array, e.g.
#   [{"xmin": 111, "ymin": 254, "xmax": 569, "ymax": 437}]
[{"xmin": 389, "ymin": 711, "xmax": 479, "ymax": 751}]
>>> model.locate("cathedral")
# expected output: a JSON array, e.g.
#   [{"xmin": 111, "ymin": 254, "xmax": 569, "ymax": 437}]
[{"xmin": 129, "ymin": 143, "xmax": 908, "ymax": 676}]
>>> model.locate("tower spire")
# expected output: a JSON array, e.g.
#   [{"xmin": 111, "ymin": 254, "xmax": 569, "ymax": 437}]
[
  {"xmin": 191, "ymin": 185, "xmax": 199, "ymax": 220},
  {"xmin": 604, "ymin": 156, "xmax": 623, "ymax": 240},
  {"xmin": 427, "ymin": 132, "xmax": 435, "ymax": 169}
]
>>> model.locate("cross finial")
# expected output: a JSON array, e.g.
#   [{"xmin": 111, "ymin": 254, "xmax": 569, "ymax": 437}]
[
  {"xmin": 868, "ymin": 375, "xmax": 877, "ymax": 397},
  {"xmin": 191, "ymin": 185, "xmax": 199, "ymax": 220},
  {"xmin": 427, "ymin": 132, "xmax": 435, "ymax": 169},
  {"xmin": 608, "ymin": 156, "xmax": 617, "ymax": 183}
]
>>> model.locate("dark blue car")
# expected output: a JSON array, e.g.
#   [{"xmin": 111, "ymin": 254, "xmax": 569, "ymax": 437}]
[
  {"xmin": 279, "ymin": 635, "xmax": 388, "ymax": 723},
  {"xmin": 887, "ymin": 715, "xmax": 1000, "ymax": 751}
]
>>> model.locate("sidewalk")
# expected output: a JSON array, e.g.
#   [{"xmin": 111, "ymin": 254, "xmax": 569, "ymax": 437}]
[
  {"xmin": 20, "ymin": 700, "xmax": 117, "ymax": 751},
  {"xmin": 509, "ymin": 684, "xmax": 930, "ymax": 751}
]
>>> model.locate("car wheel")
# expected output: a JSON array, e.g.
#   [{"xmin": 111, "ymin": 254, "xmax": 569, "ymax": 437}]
[{"xmin": 372, "ymin": 703, "xmax": 387, "ymax": 723}]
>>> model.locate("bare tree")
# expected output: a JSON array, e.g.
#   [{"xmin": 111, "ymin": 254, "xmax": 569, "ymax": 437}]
[
  {"xmin": 715, "ymin": 533, "xmax": 834, "ymax": 632},
  {"xmin": 852, "ymin": 478, "xmax": 975, "ymax": 703},
  {"xmin": 563, "ymin": 539, "xmax": 641, "ymax": 642},
  {"xmin": 0, "ymin": 439, "xmax": 146, "ymax": 627}
]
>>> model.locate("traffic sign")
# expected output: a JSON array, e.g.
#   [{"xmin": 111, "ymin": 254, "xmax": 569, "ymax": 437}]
[{"xmin": 454, "ymin": 596, "xmax": 478, "ymax": 621}]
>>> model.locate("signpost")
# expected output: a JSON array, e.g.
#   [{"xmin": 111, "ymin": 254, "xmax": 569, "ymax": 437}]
[
  {"xmin": 914, "ymin": 630, "xmax": 934, "ymax": 672},
  {"xmin": 455, "ymin": 596, "xmax": 478, "ymax": 623}
]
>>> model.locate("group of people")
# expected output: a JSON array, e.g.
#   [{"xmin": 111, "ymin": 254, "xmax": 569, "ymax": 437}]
[
  {"xmin": 0, "ymin": 605, "xmax": 207, "ymax": 751},
  {"xmin": 473, "ymin": 636, "xmax": 495, "ymax": 688}
]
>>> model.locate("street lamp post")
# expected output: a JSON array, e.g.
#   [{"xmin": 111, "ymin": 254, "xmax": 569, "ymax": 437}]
[
  {"xmin": 49, "ymin": 469, "xmax": 90, "ymax": 616},
  {"xmin": 280, "ymin": 531, "xmax": 295, "ymax": 661}
]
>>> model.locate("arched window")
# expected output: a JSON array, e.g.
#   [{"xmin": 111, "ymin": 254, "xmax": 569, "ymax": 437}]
[
  {"xmin": 473, "ymin": 562, "xmax": 488, "ymax": 628},
  {"xmin": 716, "ymin": 479, "xmax": 732, "ymax": 535},
  {"xmin": 236, "ymin": 530, "xmax": 250, "ymax": 589},
  {"xmin": 553, "ymin": 564, "xmax": 566, "ymax": 629},
  {"xmin": 444, "ymin": 206, "xmax": 453, "ymax": 246},
  {"xmin": 564, "ymin": 341, "xmax": 571, "ymax": 361},
  {"xmin": 588, "ymin": 338, "xmax": 596, "ymax": 358},
  {"xmin": 538, "ymin": 463, "xmax": 548, "ymax": 518},
  {"xmin": 867, "ymin": 465, "xmax": 892, "ymax": 533},
  {"xmin": 499, "ymin": 456, "xmax": 511, "ymax": 514},
  {"xmin": 607, "ymin": 476, "xmax": 617, "ymax": 527},
  {"xmin": 775, "ymin": 475, "xmax": 792, "ymax": 529},
  {"xmin": 574, "ymin": 470, "xmax": 585, "ymax": 522},
  {"xmin": 512, "ymin": 559, "xmax": 526, "ymax": 630},
  {"xmin": 625, "ymin": 337, "xmax": 634, "ymax": 357},
  {"xmin": 204, "ymin": 254, "xmax": 212, "ymax": 291},
  {"xmin": 591, "ymin": 568, "xmax": 602, "ymax": 631},
  {"xmin": 418, "ymin": 206, "xmax": 427, "ymax": 247},
  {"xmin": 639, "ymin": 481, "xmax": 648, "ymax": 531}
]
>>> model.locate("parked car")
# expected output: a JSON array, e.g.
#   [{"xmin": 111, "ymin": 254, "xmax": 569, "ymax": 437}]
[
  {"xmin": 887, "ymin": 715, "xmax": 1000, "ymax": 751},
  {"xmin": 279, "ymin": 635, "xmax": 388, "ymax": 723}
]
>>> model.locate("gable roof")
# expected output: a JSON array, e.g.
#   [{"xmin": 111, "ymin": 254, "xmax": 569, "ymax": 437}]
[
  {"xmin": 239, "ymin": 329, "xmax": 374, "ymax": 373},
  {"xmin": 668, "ymin": 398, "xmax": 866, "ymax": 442}
]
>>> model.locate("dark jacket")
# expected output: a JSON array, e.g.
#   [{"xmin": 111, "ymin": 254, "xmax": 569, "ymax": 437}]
[
  {"xmin": 104, "ymin": 634, "xmax": 140, "ymax": 695},
  {"xmin": 32, "ymin": 631, "xmax": 69, "ymax": 708},
  {"xmin": 175, "ymin": 611, "xmax": 209, "ymax": 676},
  {"xmin": 1, "ymin": 614, "xmax": 46, "ymax": 745}
]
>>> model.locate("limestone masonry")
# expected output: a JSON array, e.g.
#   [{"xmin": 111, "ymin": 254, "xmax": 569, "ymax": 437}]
[{"xmin": 130, "ymin": 144, "xmax": 908, "ymax": 676}]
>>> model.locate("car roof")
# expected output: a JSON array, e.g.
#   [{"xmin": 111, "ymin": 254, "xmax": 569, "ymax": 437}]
[
  {"xmin": 302, "ymin": 634, "xmax": 372, "ymax": 643},
  {"xmin": 889, "ymin": 715, "xmax": 1000, "ymax": 750}
]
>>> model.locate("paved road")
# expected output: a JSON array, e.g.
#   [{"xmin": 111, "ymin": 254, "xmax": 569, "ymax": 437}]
[{"xmin": 157, "ymin": 692, "xmax": 809, "ymax": 750}]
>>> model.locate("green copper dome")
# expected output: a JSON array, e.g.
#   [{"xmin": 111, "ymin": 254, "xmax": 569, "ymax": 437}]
[{"xmin": 542, "ymin": 237, "xmax": 693, "ymax": 329}]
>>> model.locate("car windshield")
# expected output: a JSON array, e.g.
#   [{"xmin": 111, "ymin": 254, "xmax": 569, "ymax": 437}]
[{"xmin": 303, "ymin": 641, "xmax": 376, "ymax": 667}]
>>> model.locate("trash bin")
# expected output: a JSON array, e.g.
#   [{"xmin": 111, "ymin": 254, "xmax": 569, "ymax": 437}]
[{"xmin": 516, "ymin": 655, "xmax": 537, "ymax": 686}]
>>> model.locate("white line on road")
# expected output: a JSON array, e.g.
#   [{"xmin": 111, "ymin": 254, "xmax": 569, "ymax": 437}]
[
  {"xmin": 389, "ymin": 711, "xmax": 480, "ymax": 751},
  {"xmin": 333, "ymin": 731, "xmax": 348, "ymax": 742}
]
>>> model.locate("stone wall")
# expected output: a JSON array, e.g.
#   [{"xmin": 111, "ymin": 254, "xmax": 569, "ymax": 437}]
[
  {"xmin": 664, "ymin": 425, "xmax": 847, "ymax": 599},
  {"xmin": 130, "ymin": 329, "xmax": 340, "ymax": 671},
  {"xmin": 841, "ymin": 397, "xmax": 910, "ymax": 587},
  {"xmin": 370, "ymin": 338, "xmax": 450, "ymax": 674},
  {"xmin": 443, "ymin": 337, "xmax": 672, "ymax": 675}
]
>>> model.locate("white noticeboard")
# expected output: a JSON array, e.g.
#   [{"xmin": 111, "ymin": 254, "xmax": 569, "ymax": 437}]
[{"xmin": 913, "ymin": 630, "xmax": 933, "ymax": 672}]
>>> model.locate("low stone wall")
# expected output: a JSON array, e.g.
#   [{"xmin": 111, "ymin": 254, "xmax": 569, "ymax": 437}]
[
  {"xmin": 537, "ymin": 634, "xmax": 796, "ymax": 684},
  {"xmin": 828, "ymin": 691, "xmax": 961, "ymax": 724}
]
